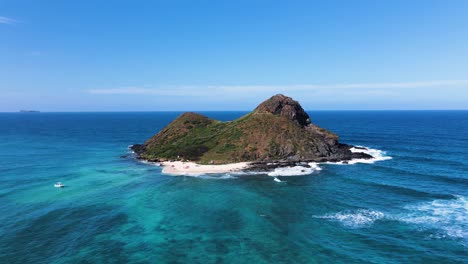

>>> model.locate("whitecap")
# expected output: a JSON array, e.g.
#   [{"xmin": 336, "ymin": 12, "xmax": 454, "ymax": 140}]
[
  {"xmin": 348, "ymin": 146, "xmax": 392, "ymax": 164},
  {"xmin": 313, "ymin": 209, "xmax": 385, "ymax": 228},
  {"xmin": 313, "ymin": 196, "xmax": 468, "ymax": 245},
  {"xmin": 161, "ymin": 169, "xmax": 238, "ymax": 179},
  {"xmin": 127, "ymin": 145, "xmax": 136, "ymax": 154},
  {"xmin": 267, "ymin": 162, "xmax": 322, "ymax": 177},
  {"xmin": 396, "ymin": 195, "xmax": 468, "ymax": 242},
  {"xmin": 325, "ymin": 146, "xmax": 392, "ymax": 165},
  {"xmin": 195, "ymin": 174, "xmax": 238, "ymax": 180},
  {"xmin": 309, "ymin": 162, "xmax": 323, "ymax": 171},
  {"xmin": 138, "ymin": 160, "xmax": 161, "ymax": 166}
]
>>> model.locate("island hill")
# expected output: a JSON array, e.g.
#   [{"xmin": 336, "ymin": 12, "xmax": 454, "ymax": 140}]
[{"xmin": 131, "ymin": 94, "xmax": 373, "ymax": 170}]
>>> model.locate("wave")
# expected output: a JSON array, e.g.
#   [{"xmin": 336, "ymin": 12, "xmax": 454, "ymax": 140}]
[
  {"xmin": 138, "ymin": 159, "xmax": 161, "ymax": 166},
  {"xmin": 397, "ymin": 195, "xmax": 467, "ymax": 242},
  {"xmin": 160, "ymin": 169, "xmax": 239, "ymax": 179},
  {"xmin": 273, "ymin": 177, "xmax": 285, "ymax": 183},
  {"xmin": 192, "ymin": 174, "xmax": 238, "ymax": 180},
  {"xmin": 313, "ymin": 209, "xmax": 385, "ymax": 228},
  {"xmin": 345, "ymin": 179, "xmax": 455, "ymax": 200},
  {"xmin": 127, "ymin": 145, "xmax": 135, "ymax": 154},
  {"xmin": 324, "ymin": 146, "xmax": 392, "ymax": 165},
  {"xmin": 369, "ymin": 164, "xmax": 468, "ymax": 187},
  {"xmin": 392, "ymin": 154, "xmax": 467, "ymax": 168},
  {"xmin": 348, "ymin": 146, "xmax": 393, "ymax": 164},
  {"xmin": 314, "ymin": 196, "xmax": 467, "ymax": 245},
  {"xmin": 262, "ymin": 146, "xmax": 391, "ymax": 177},
  {"xmin": 267, "ymin": 163, "xmax": 322, "ymax": 177}
]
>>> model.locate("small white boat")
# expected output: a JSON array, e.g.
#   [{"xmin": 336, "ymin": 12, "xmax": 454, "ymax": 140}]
[{"xmin": 54, "ymin": 182, "xmax": 64, "ymax": 188}]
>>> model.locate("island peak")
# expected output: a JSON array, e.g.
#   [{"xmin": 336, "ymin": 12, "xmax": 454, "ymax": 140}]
[{"xmin": 253, "ymin": 94, "xmax": 311, "ymax": 127}]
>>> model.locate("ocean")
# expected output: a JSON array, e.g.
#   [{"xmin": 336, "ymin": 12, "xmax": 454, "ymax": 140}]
[{"xmin": 0, "ymin": 111, "xmax": 467, "ymax": 263}]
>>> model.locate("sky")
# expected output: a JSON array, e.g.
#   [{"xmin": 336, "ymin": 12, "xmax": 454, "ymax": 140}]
[{"xmin": 1, "ymin": 0, "xmax": 468, "ymax": 111}]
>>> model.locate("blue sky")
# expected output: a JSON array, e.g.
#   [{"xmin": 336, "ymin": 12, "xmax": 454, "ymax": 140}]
[{"xmin": 1, "ymin": 0, "xmax": 467, "ymax": 111}]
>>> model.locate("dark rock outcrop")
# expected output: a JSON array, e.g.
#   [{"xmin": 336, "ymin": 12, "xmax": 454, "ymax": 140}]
[{"xmin": 254, "ymin": 94, "xmax": 311, "ymax": 127}]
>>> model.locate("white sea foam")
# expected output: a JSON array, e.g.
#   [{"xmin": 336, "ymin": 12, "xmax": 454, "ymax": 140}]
[
  {"xmin": 195, "ymin": 174, "xmax": 238, "ymax": 180},
  {"xmin": 160, "ymin": 168, "xmax": 238, "ymax": 179},
  {"xmin": 349, "ymin": 146, "xmax": 392, "ymax": 164},
  {"xmin": 138, "ymin": 159, "xmax": 161, "ymax": 166},
  {"xmin": 267, "ymin": 162, "xmax": 322, "ymax": 177},
  {"xmin": 273, "ymin": 177, "xmax": 284, "ymax": 182},
  {"xmin": 127, "ymin": 145, "xmax": 136, "ymax": 154},
  {"xmin": 309, "ymin": 162, "xmax": 323, "ymax": 171},
  {"xmin": 128, "ymin": 150, "xmax": 135, "ymax": 154},
  {"xmin": 326, "ymin": 146, "xmax": 392, "ymax": 165},
  {"xmin": 315, "ymin": 196, "xmax": 468, "ymax": 246},
  {"xmin": 397, "ymin": 195, "xmax": 468, "ymax": 242},
  {"xmin": 313, "ymin": 209, "xmax": 385, "ymax": 228}
]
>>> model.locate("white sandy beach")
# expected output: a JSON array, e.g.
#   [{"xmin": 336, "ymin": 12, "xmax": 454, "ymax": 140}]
[{"xmin": 161, "ymin": 161, "xmax": 251, "ymax": 175}]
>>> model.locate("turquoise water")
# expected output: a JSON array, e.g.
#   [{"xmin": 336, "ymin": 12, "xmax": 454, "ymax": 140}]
[{"xmin": 0, "ymin": 111, "xmax": 467, "ymax": 263}]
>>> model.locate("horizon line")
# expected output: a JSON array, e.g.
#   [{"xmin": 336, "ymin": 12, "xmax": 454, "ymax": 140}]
[{"xmin": 1, "ymin": 109, "xmax": 468, "ymax": 113}]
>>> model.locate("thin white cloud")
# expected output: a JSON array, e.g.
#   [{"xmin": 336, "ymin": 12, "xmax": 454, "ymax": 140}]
[
  {"xmin": 0, "ymin": 16, "xmax": 17, "ymax": 25},
  {"xmin": 89, "ymin": 87, "xmax": 214, "ymax": 96},
  {"xmin": 88, "ymin": 80, "xmax": 468, "ymax": 96}
]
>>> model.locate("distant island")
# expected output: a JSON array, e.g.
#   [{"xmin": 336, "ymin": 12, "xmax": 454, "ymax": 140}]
[
  {"xmin": 132, "ymin": 94, "xmax": 373, "ymax": 173},
  {"xmin": 19, "ymin": 110, "xmax": 40, "ymax": 113}
]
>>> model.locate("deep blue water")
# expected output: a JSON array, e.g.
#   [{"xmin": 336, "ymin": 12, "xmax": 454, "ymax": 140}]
[{"xmin": 0, "ymin": 111, "xmax": 467, "ymax": 263}]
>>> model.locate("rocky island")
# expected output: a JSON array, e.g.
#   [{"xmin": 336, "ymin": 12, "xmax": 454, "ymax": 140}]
[{"xmin": 131, "ymin": 94, "xmax": 373, "ymax": 174}]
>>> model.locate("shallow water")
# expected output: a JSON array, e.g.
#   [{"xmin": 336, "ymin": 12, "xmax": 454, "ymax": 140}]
[{"xmin": 0, "ymin": 111, "xmax": 467, "ymax": 263}]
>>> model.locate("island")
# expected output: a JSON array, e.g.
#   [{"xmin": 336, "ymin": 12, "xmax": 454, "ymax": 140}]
[
  {"xmin": 131, "ymin": 94, "xmax": 373, "ymax": 174},
  {"xmin": 19, "ymin": 110, "xmax": 40, "ymax": 113}
]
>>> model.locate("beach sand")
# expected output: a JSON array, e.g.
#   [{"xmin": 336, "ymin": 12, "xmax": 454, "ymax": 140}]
[{"xmin": 161, "ymin": 161, "xmax": 250, "ymax": 175}]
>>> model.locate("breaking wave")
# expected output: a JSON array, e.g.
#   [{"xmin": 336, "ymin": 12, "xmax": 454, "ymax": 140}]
[
  {"xmin": 267, "ymin": 163, "xmax": 322, "ymax": 177},
  {"xmin": 314, "ymin": 196, "xmax": 467, "ymax": 245},
  {"xmin": 313, "ymin": 209, "xmax": 385, "ymax": 228},
  {"xmin": 160, "ymin": 168, "xmax": 239, "ymax": 179},
  {"xmin": 262, "ymin": 145, "xmax": 391, "ymax": 177},
  {"xmin": 327, "ymin": 146, "xmax": 392, "ymax": 165},
  {"xmin": 138, "ymin": 160, "xmax": 161, "ymax": 166},
  {"xmin": 398, "ymin": 195, "xmax": 467, "ymax": 242},
  {"xmin": 273, "ymin": 177, "xmax": 284, "ymax": 182},
  {"xmin": 348, "ymin": 146, "xmax": 392, "ymax": 164}
]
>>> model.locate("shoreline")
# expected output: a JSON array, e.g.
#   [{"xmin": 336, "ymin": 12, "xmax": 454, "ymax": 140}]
[
  {"xmin": 160, "ymin": 161, "xmax": 251, "ymax": 175},
  {"xmin": 131, "ymin": 145, "xmax": 391, "ymax": 176}
]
